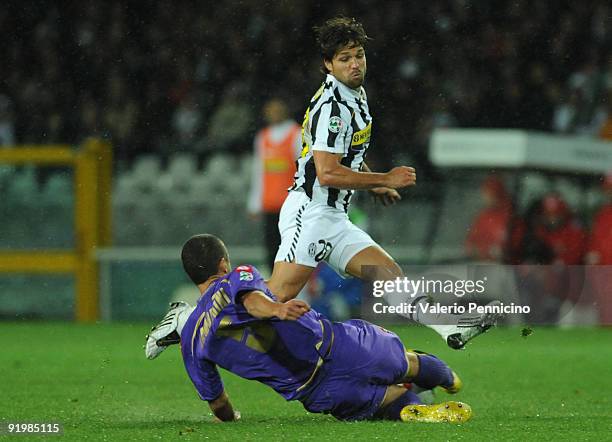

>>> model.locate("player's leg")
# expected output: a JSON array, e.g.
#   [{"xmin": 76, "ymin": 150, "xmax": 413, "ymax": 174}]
[
  {"xmin": 375, "ymin": 384, "xmax": 422, "ymax": 417},
  {"xmin": 267, "ymin": 261, "xmax": 315, "ymax": 302},
  {"xmin": 263, "ymin": 211, "xmax": 282, "ymax": 270},
  {"xmin": 402, "ymin": 350, "xmax": 461, "ymax": 394},
  {"xmin": 333, "ymin": 318, "xmax": 460, "ymax": 393},
  {"xmin": 267, "ymin": 191, "xmax": 319, "ymax": 301},
  {"xmin": 340, "ymin": 237, "xmax": 501, "ymax": 349},
  {"xmin": 374, "ymin": 385, "xmax": 472, "ymax": 423},
  {"xmin": 305, "ymin": 320, "xmax": 469, "ymax": 422},
  {"xmin": 344, "ymin": 245, "xmax": 403, "ymax": 279},
  {"xmin": 373, "ymin": 350, "xmax": 469, "ymax": 423}
]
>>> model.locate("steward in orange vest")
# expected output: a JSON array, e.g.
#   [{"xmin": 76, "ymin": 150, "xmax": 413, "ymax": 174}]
[{"xmin": 248, "ymin": 99, "xmax": 301, "ymax": 269}]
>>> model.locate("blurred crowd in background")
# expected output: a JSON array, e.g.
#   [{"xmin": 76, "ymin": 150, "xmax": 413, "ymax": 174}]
[
  {"xmin": 465, "ymin": 173, "xmax": 612, "ymax": 324},
  {"xmin": 2, "ymin": 1, "xmax": 612, "ymax": 323},
  {"xmin": 2, "ymin": 0, "xmax": 612, "ymax": 169}
]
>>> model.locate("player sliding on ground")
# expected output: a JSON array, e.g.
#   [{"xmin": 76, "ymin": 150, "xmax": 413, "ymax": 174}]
[
  {"xmin": 145, "ymin": 234, "xmax": 472, "ymax": 423},
  {"xmin": 266, "ymin": 17, "xmax": 498, "ymax": 349}
]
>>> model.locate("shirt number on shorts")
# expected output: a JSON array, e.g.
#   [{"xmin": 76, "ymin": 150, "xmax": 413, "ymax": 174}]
[{"xmin": 313, "ymin": 240, "xmax": 332, "ymax": 262}]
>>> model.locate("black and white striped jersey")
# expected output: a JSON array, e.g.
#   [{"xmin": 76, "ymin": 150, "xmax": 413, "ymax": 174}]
[{"xmin": 290, "ymin": 74, "xmax": 372, "ymax": 212}]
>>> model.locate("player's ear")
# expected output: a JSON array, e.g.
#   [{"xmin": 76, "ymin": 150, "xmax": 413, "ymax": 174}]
[
  {"xmin": 219, "ymin": 257, "xmax": 230, "ymax": 274},
  {"xmin": 324, "ymin": 58, "xmax": 333, "ymax": 73}
]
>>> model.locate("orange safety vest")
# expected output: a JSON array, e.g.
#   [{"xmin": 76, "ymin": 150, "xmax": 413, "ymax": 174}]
[
  {"xmin": 599, "ymin": 117, "xmax": 612, "ymax": 140},
  {"xmin": 259, "ymin": 123, "xmax": 300, "ymax": 212}
]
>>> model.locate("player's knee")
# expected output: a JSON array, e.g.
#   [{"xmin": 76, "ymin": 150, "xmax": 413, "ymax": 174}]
[
  {"xmin": 348, "ymin": 256, "xmax": 403, "ymax": 280},
  {"xmin": 369, "ymin": 259, "xmax": 403, "ymax": 280}
]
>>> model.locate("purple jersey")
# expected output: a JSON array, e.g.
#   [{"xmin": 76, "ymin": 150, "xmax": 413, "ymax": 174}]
[{"xmin": 180, "ymin": 265, "xmax": 331, "ymax": 402}]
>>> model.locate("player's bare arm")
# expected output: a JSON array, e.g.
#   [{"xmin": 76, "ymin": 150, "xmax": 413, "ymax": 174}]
[
  {"xmin": 209, "ymin": 391, "xmax": 240, "ymax": 422},
  {"xmin": 362, "ymin": 162, "xmax": 404, "ymax": 206},
  {"xmin": 313, "ymin": 150, "xmax": 416, "ymax": 190},
  {"xmin": 241, "ymin": 290, "xmax": 310, "ymax": 320}
]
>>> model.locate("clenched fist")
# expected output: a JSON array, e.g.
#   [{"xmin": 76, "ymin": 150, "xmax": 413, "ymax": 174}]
[
  {"xmin": 275, "ymin": 299, "xmax": 310, "ymax": 320},
  {"xmin": 384, "ymin": 166, "xmax": 416, "ymax": 189}
]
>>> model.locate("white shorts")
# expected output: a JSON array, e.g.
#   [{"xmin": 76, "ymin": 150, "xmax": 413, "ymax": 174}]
[{"xmin": 275, "ymin": 190, "xmax": 378, "ymax": 276}]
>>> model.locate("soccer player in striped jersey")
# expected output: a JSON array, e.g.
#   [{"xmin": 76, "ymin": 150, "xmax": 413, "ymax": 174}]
[{"xmin": 268, "ymin": 17, "xmax": 499, "ymax": 349}]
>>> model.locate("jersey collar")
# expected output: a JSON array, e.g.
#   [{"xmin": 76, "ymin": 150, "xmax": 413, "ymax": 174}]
[{"xmin": 326, "ymin": 74, "xmax": 365, "ymax": 101}]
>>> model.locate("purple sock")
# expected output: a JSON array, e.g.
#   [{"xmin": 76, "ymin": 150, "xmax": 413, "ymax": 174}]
[
  {"xmin": 414, "ymin": 354, "xmax": 454, "ymax": 390},
  {"xmin": 377, "ymin": 390, "xmax": 422, "ymax": 420}
]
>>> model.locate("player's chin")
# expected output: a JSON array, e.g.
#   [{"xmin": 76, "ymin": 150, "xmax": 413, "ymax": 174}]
[{"xmin": 348, "ymin": 77, "xmax": 364, "ymax": 88}]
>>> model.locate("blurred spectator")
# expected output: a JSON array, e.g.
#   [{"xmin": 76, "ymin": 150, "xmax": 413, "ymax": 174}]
[
  {"xmin": 465, "ymin": 175, "xmax": 523, "ymax": 263},
  {"xmin": 247, "ymin": 98, "xmax": 301, "ymax": 269},
  {"xmin": 76, "ymin": 94, "xmax": 103, "ymax": 141},
  {"xmin": 586, "ymin": 173, "xmax": 612, "ymax": 324},
  {"xmin": 204, "ymin": 83, "xmax": 254, "ymax": 153},
  {"xmin": 3, "ymin": 1, "xmax": 611, "ymax": 164},
  {"xmin": 595, "ymin": 91, "xmax": 612, "ymax": 140},
  {"xmin": 172, "ymin": 96, "xmax": 202, "ymax": 148},
  {"xmin": 586, "ymin": 173, "xmax": 612, "ymax": 265},
  {"xmin": 518, "ymin": 197, "xmax": 555, "ymax": 265},
  {"xmin": 0, "ymin": 95, "xmax": 15, "ymax": 146},
  {"xmin": 516, "ymin": 195, "xmax": 587, "ymax": 324},
  {"xmin": 104, "ymin": 72, "xmax": 141, "ymax": 160},
  {"xmin": 552, "ymin": 89, "xmax": 583, "ymax": 134},
  {"xmin": 534, "ymin": 194, "xmax": 587, "ymax": 265}
]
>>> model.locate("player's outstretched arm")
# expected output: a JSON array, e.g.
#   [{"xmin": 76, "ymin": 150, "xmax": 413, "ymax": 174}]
[
  {"xmin": 313, "ymin": 151, "xmax": 416, "ymax": 190},
  {"xmin": 209, "ymin": 391, "xmax": 240, "ymax": 422},
  {"xmin": 241, "ymin": 291, "xmax": 310, "ymax": 320}
]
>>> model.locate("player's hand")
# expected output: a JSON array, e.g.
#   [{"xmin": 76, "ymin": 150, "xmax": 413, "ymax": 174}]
[
  {"xmin": 213, "ymin": 411, "xmax": 241, "ymax": 423},
  {"xmin": 384, "ymin": 166, "xmax": 416, "ymax": 189},
  {"xmin": 275, "ymin": 299, "xmax": 310, "ymax": 320},
  {"xmin": 370, "ymin": 187, "xmax": 401, "ymax": 206}
]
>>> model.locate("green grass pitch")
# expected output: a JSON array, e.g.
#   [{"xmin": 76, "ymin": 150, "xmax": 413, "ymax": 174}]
[{"xmin": 3, "ymin": 322, "xmax": 611, "ymax": 441}]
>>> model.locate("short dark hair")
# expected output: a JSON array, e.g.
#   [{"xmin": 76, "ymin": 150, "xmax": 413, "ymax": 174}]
[
  {"xmin": 181, "ymin": 234, "xmax": 229, "ymax": 285},
  {"xmin": 314, "ymin": 17, "xmax": 369, "ymax": 73}
]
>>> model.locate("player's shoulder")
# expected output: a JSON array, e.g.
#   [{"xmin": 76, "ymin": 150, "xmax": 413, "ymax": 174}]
[
  {"xmin": 311, "ymin": 78, "xmax": 335, "ymax": 103},
  {"xmin": 229, "ymin": 264, "xmax": 262, "ymax": 283}
]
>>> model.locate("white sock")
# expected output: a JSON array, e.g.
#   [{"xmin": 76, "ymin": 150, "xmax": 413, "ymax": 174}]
[
  {"xmin": 382, "ymin": 293, "xmax": 478, "ymax": 339},
  {"xmin": 408, "ymin": 296, "xmax": 458, "ymax": 339}
]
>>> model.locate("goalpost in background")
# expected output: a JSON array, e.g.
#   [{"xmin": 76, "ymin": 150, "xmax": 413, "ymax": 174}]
[{"xmin": 0, "ymin": 138, "xmax": 112, "ymax": 322}]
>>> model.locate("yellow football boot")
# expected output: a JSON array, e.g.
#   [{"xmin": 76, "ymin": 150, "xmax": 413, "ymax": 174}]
[{"xmin": 400, "ymin": 401, "xmax": 472, "ymax": 424}]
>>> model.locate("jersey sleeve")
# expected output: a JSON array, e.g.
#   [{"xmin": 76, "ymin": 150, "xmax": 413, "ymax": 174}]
[
  {"xmin": 184, "ymin": 356, "xmax": 224, "ymax": 401},
  {"xmin": 311, "ymin": 101, "xmax": 352, "ymax": 154},
  {"xmin": 226, "ymin": 265, "xmax": 269, "ymax": 303}
]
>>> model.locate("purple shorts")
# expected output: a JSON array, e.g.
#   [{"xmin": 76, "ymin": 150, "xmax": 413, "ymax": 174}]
[{"xmin": 299, "ymin": 319, "xmax": 408, "ymax": 421}]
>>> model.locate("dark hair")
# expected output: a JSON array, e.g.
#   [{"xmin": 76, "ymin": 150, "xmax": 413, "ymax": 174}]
[
  {"xmin": 314, "ymin": 17, "xmax": 370, "ymax": 73},
  {"xmin": 181, "ymin": 234, "xmax": 229, "ymax": 285}
]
